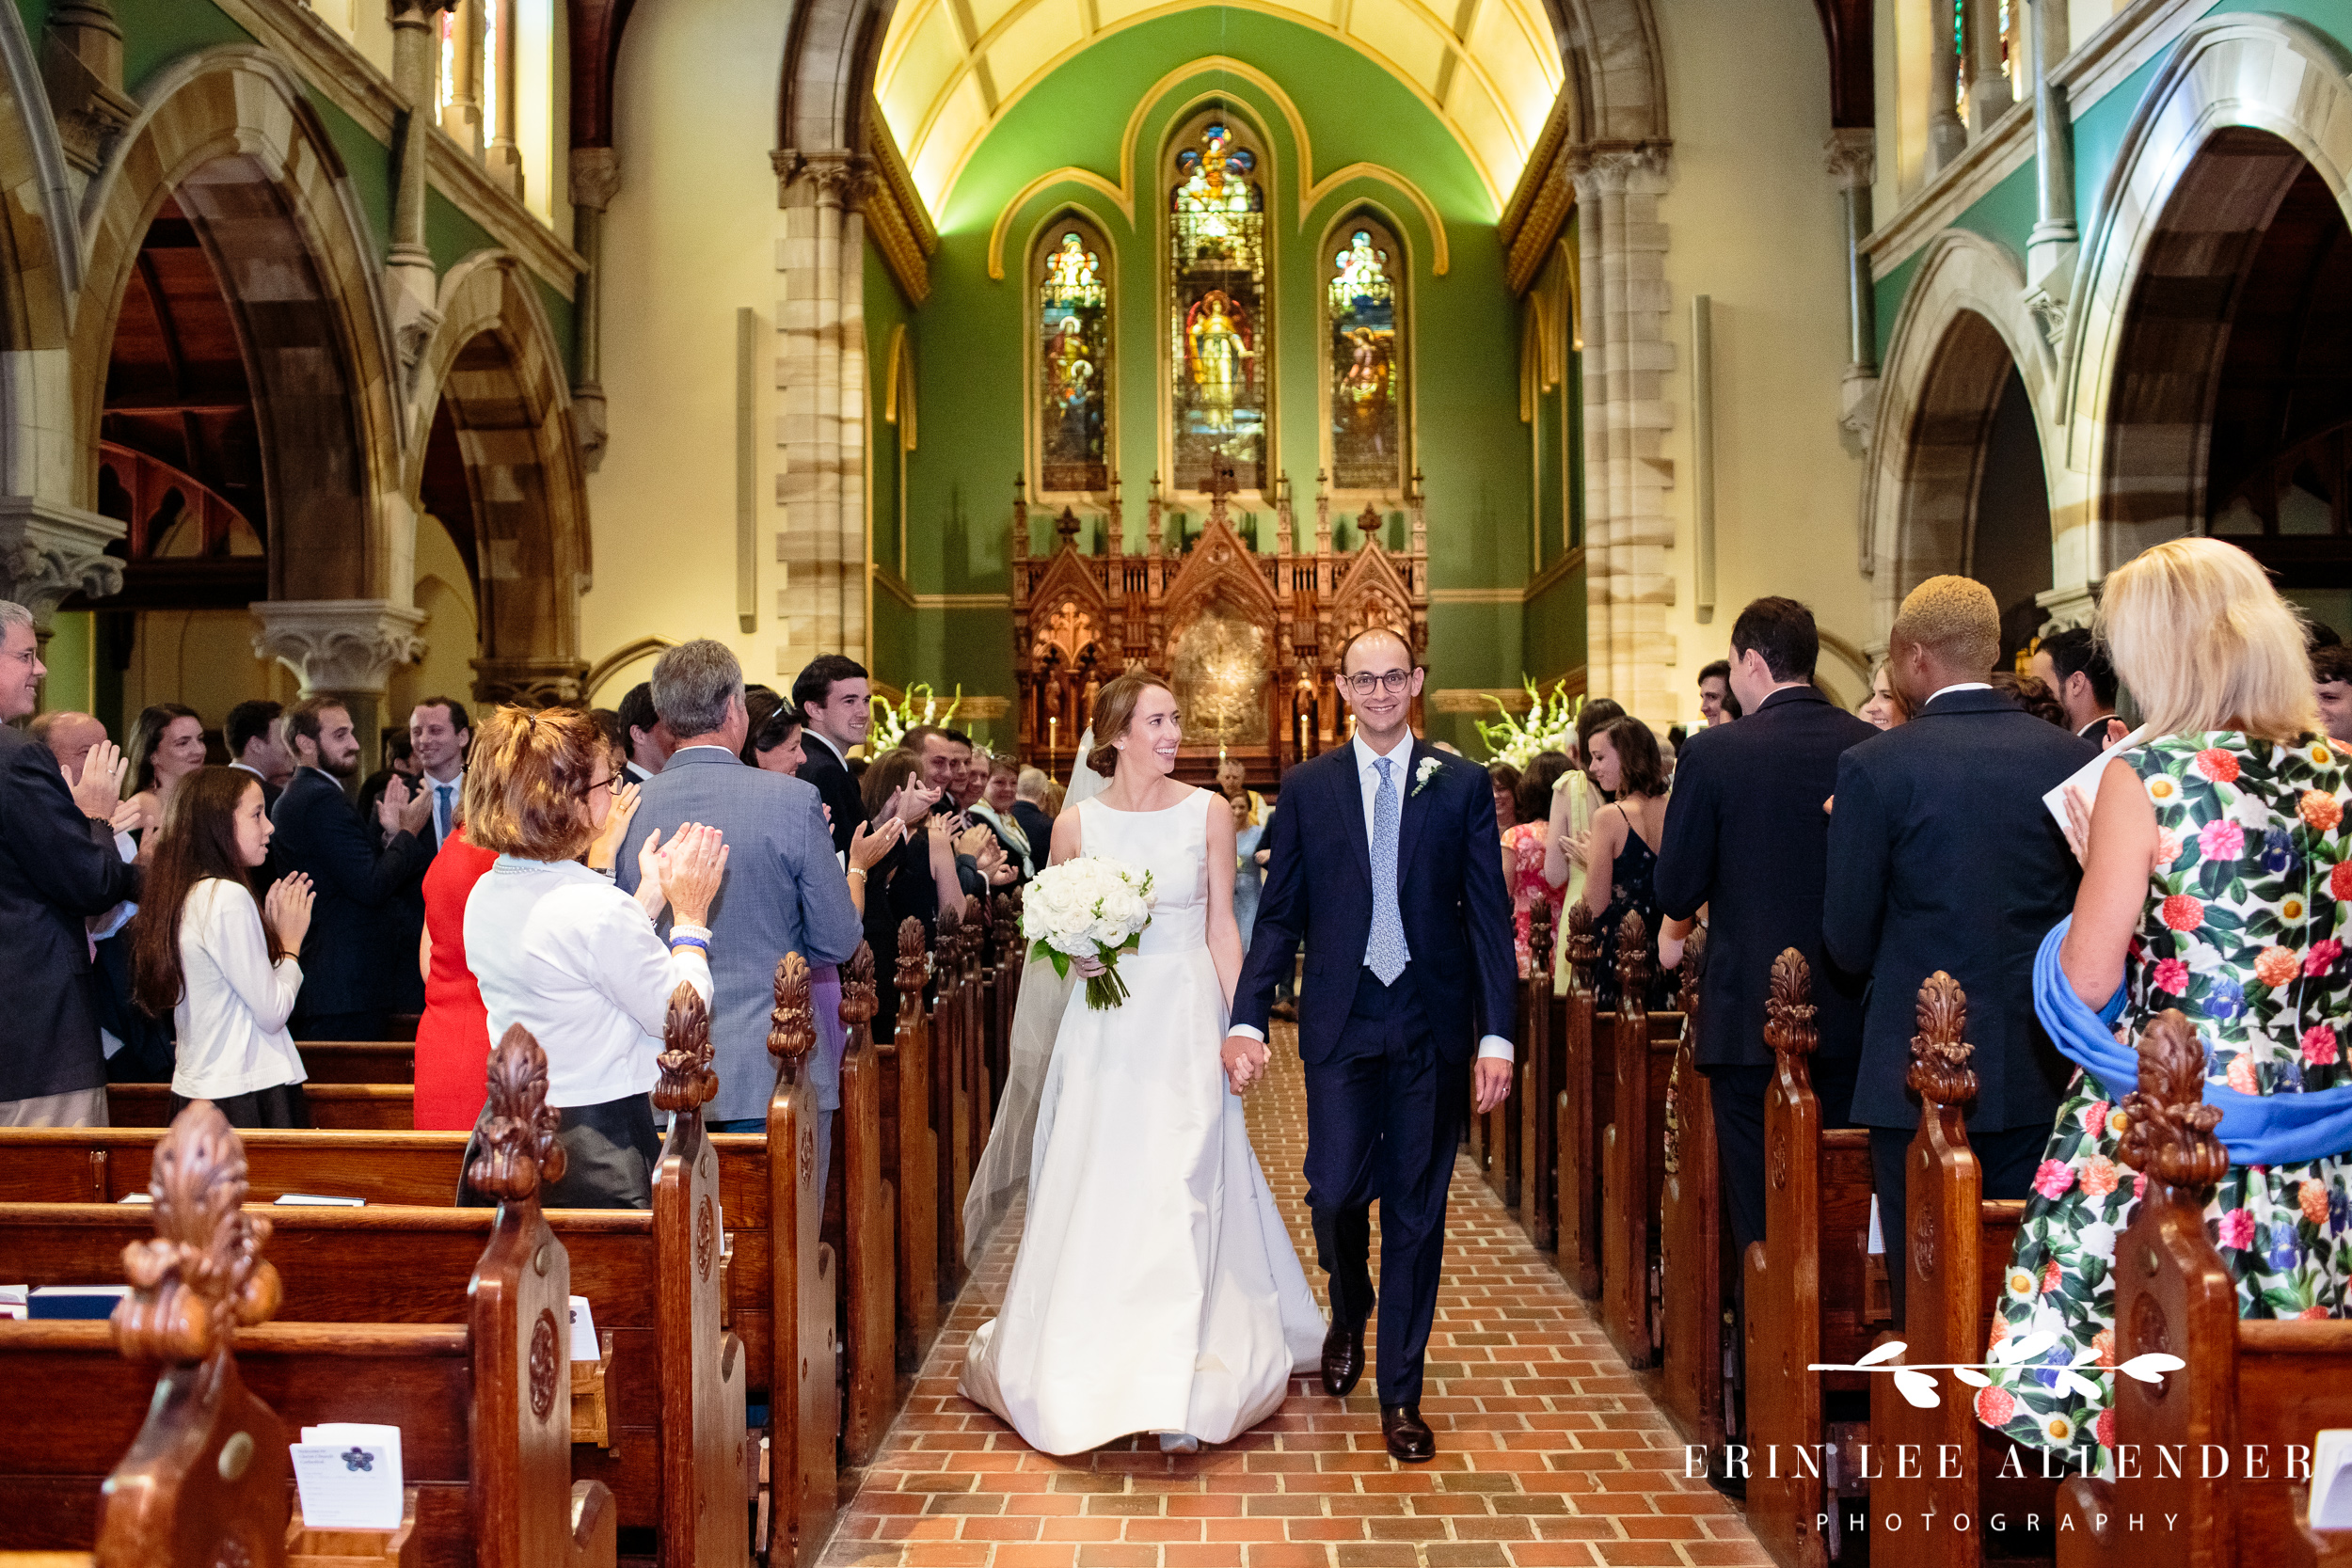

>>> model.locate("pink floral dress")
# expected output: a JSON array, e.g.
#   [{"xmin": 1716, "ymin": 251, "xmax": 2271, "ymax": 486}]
[
  {"xmin": 1978, "ymin": 731, "xmax": 2352, "ymax": 1462},
  {"xmin": 1502, "ymin": 822, "xmax": 1560, "ymax": 980}
]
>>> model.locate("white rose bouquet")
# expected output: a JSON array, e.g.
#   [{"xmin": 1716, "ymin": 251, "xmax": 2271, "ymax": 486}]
[{"xmin": 1022, "ymin": 854, "xmax": 1157, "ymax": 1010}]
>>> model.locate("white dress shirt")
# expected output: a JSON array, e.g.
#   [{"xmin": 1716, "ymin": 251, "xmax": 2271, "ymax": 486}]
[
  {"xmin": 1232, "ymin": 729, "xmax": 1512, "ymax": 1063},
  {"xmin": 171, "ymin": 878, "xmax": 306, "ymax": 1100},
  {"xmin": 1925, "ymin": 681, "xmax": 1994, "ymax": 704},
  {"xmin": 465, "ymin": 856, "xmax": 714, "ymax": 1108}
]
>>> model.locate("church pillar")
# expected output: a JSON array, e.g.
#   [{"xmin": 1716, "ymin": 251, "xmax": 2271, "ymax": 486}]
[
  {"xmin": 569, "ymin": 147, "xmax": 620, "ymax": 472},
  {"xmin": 1571, "ymin": 147, "xmax": 1676, "ymax": 726},
  {"xmin": 772, "ymin": 150, "xmax": 873, "ymax": 676},
  {"xmin": 1965, "ymin": 0, "xmax": 2014, "ymax": 135},
  {"xmin": 484, "ymin": 0, "xmax": 523, "ymax": 197},
  {"xmin": 387, "ymin": 1, "xmax": 457, "ymax": 372},
  {"xmin": 1927, "ymin": 0, "xmax": 1967, "ymax": 173},
  {"xmin": 2024, "ymin": 0, "xmax": 2078, "ymax": 341},
  {"xmin": 0, "ymin": 499, "xmax": 122, "ymax": 628},
  {"xmin": 439, "ymin": 0, "xmax": 484, "ymax": 152},
  {"xmin": 251, "ymin": 600, "xmax": 428, "ymax": 773},
  {"xmin": 1827, "ymin": 130, "xmax": 1880, "ymax": 461},
  {"xmin": 40, "ymin": 0, "xmax": 135, "ymax": 186}
]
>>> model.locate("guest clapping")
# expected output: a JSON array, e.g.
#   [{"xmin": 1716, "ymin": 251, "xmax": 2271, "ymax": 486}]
[
  {"xmin": 122, "ymin": 704, "xmax": 208, "ymax": 836},
  {"xmin": 462, "ymin": 705, "xmax": 725, "ymax": 1209},
  {"xmin": 129, "ymin": 768, "xmax": 314, "ymax": 1128}
]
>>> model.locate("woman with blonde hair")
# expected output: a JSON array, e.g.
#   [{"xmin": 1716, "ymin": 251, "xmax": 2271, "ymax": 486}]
[
  {"xmin": 457, "ymin": 705, "xmax": 728, "ymax": 1209},
  {"xmin": 1979, "ymin": 537, "xmax": 2352, "ymax": 1463}
]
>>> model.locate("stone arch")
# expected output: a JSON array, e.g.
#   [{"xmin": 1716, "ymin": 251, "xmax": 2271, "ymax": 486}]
[
  {"xmin": 73, "ymin": 46, "xmax": 404, "ymax": 607},
  {"xmin": 2061, "ymin": 14, "xmax": 2352, "ymax": 578},
  {"xmin": 1862, "ymin": 230, "xmax": 2058, "ymax": 636},
  {"xmin": 406, "ymin": 251, "xmax": 592, "ymax": 705}
]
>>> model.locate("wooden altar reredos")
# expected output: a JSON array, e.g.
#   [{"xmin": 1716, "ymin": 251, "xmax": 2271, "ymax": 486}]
[{"xmin": 1011, "ymin": 467, "xmax": 1430, "ymax": 784}]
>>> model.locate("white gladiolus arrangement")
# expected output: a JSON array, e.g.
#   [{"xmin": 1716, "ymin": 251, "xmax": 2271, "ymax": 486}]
[{"xmin": 1022, "ymin": 855, "xmax": 1157, "ymax": 1010}]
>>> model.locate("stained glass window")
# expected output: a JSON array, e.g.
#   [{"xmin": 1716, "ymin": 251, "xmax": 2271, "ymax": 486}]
[
  {"xmin": 1326, "ymin": 217, "xmax": 1404, "ymax": 492},
  {"xmin": 1037, "ymin": 225, "xmax": 1109, "ymax": 493},
  {"xmin": 1169, "ymin": 119, "xmax": 1267, "ymax": 494}
]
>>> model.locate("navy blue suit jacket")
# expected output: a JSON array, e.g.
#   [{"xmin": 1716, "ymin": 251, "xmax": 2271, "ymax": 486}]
[
  {"xmin": 1823, "ymin": 689, "xmax": 2096, "ymax": 1131},
  {"xmin": 269, "ymin": 768, "xmax": 432, "ymax": 1023},
  {"xmin": 1232, "ymin": 739, "xmax": 1518, "ymax": 1067},
  {"xmin": 1656, "ymin": 686, "xmax": 1876, "ymax": 1070}
]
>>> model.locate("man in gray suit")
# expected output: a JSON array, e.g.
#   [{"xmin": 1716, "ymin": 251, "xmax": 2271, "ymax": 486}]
[{"xmin": 617, "ymin": 640, "xmax": 864, "ymax": 1189}]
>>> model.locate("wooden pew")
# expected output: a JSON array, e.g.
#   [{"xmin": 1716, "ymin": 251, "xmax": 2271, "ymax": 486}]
[
  {"xmin": 1519, "ymin": 901, "xmax": 1563, "ymax": 1251},
  {"xmin": 764, "ymin": 958, "xmax": 837, "ymax": 1568},
  {"xmin": 2058, "ymin": 1011, "xmax": 2352, "ymax": 1568},
  {"xmin": 108, "ymin": 1084, "xmax": 415, "ymax": 1131},
  {"xmin": 1871, "ymin": 971, "xmax": 2047, "ymax": 1563},
  {"xmin": 1598, "ymin": 913, "xmax": 1684, "ymax": 1368},
  {"xmin": 1480, "ymin": 902, "xmax": 1544, "ymax": 1211},
  {"xmin": 1658, "ymin": 927, "xmax": 1724, "ymax": 1450},
  {"xmin": 1555, "ymin": 902, "xmax": 1607, "ymax": 1297},
  {"xmin": 837, "ymin": 945, "xmax": 897, "ymax": 1465},
  {"xmin": 0, "ymin": 1046, "xmax": 619, "ymax": 1568},
  {"xmin": 1744, "ymin": 949, "xmax": 1875, "ymax": 1568},
  {"xmin": 294, "ymin": 1041, "xmax": 416, "ymax": 1084},
  {"xmin": 883, "ymin": 918, "xmax": 942, "ymax": 1366}
]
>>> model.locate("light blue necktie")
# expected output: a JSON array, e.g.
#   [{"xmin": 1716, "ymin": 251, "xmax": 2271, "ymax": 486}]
[
  {"xmin": 1366, "ymin": 756, "xmax": 1409, "ymax": 984},
  {"xmin": 433, "ymin": 782, "xmax": 454, "ymax": 846}
]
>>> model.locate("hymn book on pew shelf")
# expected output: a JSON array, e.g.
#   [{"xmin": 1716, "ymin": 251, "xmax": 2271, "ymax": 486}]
[{"xmin": 291, "ymin": 1424, "xmax": 405, "ymax": 1530}]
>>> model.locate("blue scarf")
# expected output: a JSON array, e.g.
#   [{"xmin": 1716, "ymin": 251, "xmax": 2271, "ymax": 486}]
[{"xmin": 2035, "ymin": 918, "xmax": 2352, "ymax": 1167}]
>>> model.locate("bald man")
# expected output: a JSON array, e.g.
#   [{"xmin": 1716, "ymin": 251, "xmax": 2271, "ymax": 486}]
[
  {"xmin": 1823, "ymin": 577, "xmax": 2096, "ymax": 1321},
  {"xmin": 26, "ymin": 712, "xmax": 107, "ymax": 785}
]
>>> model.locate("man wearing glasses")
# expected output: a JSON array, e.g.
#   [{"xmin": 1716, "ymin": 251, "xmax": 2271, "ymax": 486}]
[{"xmin": 1223, "ymin": 626, "xmax": 1518, "ymax": 1463}]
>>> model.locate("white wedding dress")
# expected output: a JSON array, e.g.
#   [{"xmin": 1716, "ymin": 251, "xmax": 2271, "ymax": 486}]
[{"xmin": 959, "ymin": 787, "xmax": 1326, "ymax": 1453}]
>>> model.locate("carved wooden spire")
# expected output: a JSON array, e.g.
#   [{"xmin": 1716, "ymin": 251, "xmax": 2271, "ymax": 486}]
[
  {"xmin": 1566, "ymin": 900, "xmax": 1598, "ymax": 992},
  {"xmin": 1677, "ymin": 924, "xmax": 1707, "ymax": 1020},
  {"xmin": 467, "ymin": 1024, "xmax": 567, "ymax": 1201},
  {"xmin": 1529, "ymin": 896, "xmax": 1554, "ymax": 981},
  {"xmin": 2117, "ymin": 1008, "xmax": 2229, "ymax": 1192},
  {"xmin": 1615, "ymin": 910, "xmax": 1650, "ymax": 1013},
  {"xmin": 114, "ymin": 1102, "xmax": 281, "ymax": 1365},
  {"xmin": 896, "ymin": 916, "xmax": 927, "ymax": 1030},
  {"xmin": 1765, "ymin": 948, "xmax": 1818, "ymax": 1062},
  {"xmin": 1906, "ymin": 972, "xmax": 1978, "ymax": 1107},
  {"xmin": 937, "ymin": 903, "xmax": 963, "ymax": 979},
  {"xmin": 840, "ymin": 942, "xmax": 878, "ymax": 1033},
  {"xmin": 656, "ymin": 981, "xmax": 721, "ymax": 1113},
  {"xmin": 769, "ymin": 952, "xmax": 816, "ymax": 1068}
]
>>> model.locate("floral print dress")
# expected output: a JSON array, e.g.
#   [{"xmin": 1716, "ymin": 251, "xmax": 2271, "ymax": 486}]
[
  {"xmin": 1977, "ymin": 732, "xmax": 2352, "ymax": 1465},
  {"xmin": 1502, "ymin": 822, "xmax": 1561, "ymax": 979}
]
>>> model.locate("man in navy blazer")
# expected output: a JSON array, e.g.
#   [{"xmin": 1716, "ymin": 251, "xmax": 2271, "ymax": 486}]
[
  {"xmin": 0, "ymin": 602, "xmax": 142, "ymax": 1124},
  {"xmin": 792, "ymin": 653, "xmax": 872, "ymax": 861},
  {"xmin": 1823, "ymin": 577, "xmax": 2095, "ymax": 1320},
  {"xmin": 1655, "ymin": 596, "xmax": 1875, "ymax": 1264},
  {"xmin": 618, "ymin": 641, "xmax": 864, "ymax": 1187},
  {"xmin": 1225, "ymin": 627, "xmax": 1518, "ymax": 1463},
  {"xmin": 270, "ymin": 695, "xmax": 434, "ymax": 1040}
]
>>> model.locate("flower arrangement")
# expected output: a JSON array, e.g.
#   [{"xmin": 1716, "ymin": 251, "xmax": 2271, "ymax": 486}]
[
  {"xmin": 868, "ymin": 682, "xmax": 962, "ymax": 753},
  {"xmin": 1475, "ymin": 678, "xmax": 1585, "ymax": 769},
  {"xmin": 1022, "ymin": 854, "xmax": 1157, "ymax": 1010}
]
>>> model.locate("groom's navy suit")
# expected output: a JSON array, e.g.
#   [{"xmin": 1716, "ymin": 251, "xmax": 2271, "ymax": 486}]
[{"xmin": 1232, "ymin": 735, "xmax": 1518, "ymax": 1404}]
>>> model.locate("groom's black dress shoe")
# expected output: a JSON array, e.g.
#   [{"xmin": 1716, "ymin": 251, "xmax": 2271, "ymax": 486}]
[
  {"xmin": 1381, "ymin": 1404, "xmax": 1436, "ymax": 1463},
  {"xmin": 1321, "ymin": 1319, "xmax": 1365, "ymax": 1398}
]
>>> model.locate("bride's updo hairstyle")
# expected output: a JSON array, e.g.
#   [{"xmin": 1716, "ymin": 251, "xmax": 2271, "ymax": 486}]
[
  {"xmin": 1087, "ymin": 672, "xmax": 1175, "ymax": 778},
  {"xmin": 2097, "ymin": 537, "xmax": 2317, "ymax": 745}
]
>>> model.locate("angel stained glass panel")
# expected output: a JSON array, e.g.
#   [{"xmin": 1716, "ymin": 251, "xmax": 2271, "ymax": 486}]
[
  {"xmin": 1169, "ymin": 119, "xmax": 1266, "ymax": 493},
  {"xmin": 1326, "ymin": 217, "xmax": 1404, "ymax": 492},
  {"xmin": 1038, "ymin": 225, "xmax": 1110, "ymax": 493}
]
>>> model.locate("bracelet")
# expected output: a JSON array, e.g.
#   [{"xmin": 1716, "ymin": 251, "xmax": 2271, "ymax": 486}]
[
  {"xmin": 847, "ymin": 867, "xmax": 868, "ymax": 881},
  {"xmin": 670, "ymin": 935, "xmax": 710, "ymax": 956}
]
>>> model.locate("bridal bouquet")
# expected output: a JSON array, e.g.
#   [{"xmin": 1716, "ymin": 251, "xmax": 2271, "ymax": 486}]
[{"xmin": 1023, "ymin": 855, "xmax": 1157, "ymax": 1010}]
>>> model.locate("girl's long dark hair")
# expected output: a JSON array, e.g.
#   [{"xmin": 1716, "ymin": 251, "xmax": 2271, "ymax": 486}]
[{"xmin": 129, "ymin": 767, "xmax": 283, "ymax": 1016}]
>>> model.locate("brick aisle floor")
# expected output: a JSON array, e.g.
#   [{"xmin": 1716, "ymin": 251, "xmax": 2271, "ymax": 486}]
[{"xmin": 820, "ymin": 1025, "xmax": 1766, "ymax": 1568}]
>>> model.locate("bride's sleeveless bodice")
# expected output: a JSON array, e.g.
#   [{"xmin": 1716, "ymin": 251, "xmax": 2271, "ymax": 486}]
[{"xmin": 1078, "ymin": 792, "xmax": 1209, "ymax": 956}]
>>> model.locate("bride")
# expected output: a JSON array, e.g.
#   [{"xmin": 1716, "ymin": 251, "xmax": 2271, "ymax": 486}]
[{"xmin": 959, "ymin": 672, "xmax": 1326, "ymax": 1454}]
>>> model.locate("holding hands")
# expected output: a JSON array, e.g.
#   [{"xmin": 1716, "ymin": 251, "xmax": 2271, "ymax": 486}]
[
  {"xmin": 265, "ymin": 872, "xmax": 315, "ymax": 956},
  {"xmin": 1219, "ymin": 1032, "xmax": 1270, "ymax": 1096}
]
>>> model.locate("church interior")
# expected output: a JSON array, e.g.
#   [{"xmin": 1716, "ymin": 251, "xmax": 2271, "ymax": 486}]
[{"xmin": 10, "ymin": 0, "xmax": 2352, "ymax": 1564}]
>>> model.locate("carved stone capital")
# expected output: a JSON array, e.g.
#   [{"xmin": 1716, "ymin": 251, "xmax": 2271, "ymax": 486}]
[
  {"xmin": 1823, "ymin": 128, "xmax": 1876, "ymax": 190},
  {"xmin": 571, "ymin": 383, "xmax": 609, "ymax": 474},
  {"xmin": 569, "ymin": 146, "xmax": 622, "ymax": 212},
  {"xmin": 384, "ymin": 261, "xmax": 444, "ymax": 388},
  {"xmin": 0, "ymin": 498, "xmax": 124, "ymax": 624},
  {"xmin": 469, "ymin": 656, "xmax": 588, "ymax": 708},
  {"xmin": 1837, "ymin": 368, "xmax": 1881, "ymax": 462},
  {"xmin": 1565, "ymin": 140, "xmax": 1671, "ymax": 199},
  {"xmin": 775, "ymin": 147, "xmax": 877, "ymax": 209},
  {"xmin": 386, "ymin": 0, "xmax": 461, "ymax": 27},
  {"xmin": 2035, "ymin": 582, "xmax": 2100, "ymax": 637},
  {"xmin": 250, "ymin": 599, "xmax": 428, "ymax": 695},
  {"xmin": 40, "ymin": 2, "xmax": 136, "ymax": 179}
]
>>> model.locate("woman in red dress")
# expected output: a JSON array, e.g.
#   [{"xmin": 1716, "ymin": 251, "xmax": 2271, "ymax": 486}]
[{"xmin": 412, "ymin": 820, "xmax": 501, "ymax": 1130}]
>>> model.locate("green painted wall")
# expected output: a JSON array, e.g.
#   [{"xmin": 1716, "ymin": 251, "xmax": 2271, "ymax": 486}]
[
  {"xmin": 894, "ymin": 9, "xmax": 1538, "ymax": 743},
  {"xmin": 866, "ymin": 236, "xmax": 918, "ymax": 687},
  {"xmin": 40, "ymin": 609, "xmax": 93, "ymax": 716}
]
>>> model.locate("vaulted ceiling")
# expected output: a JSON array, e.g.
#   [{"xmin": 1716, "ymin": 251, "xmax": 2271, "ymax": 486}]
[{"xmin": 875, "ymin": 0, "xmax": 1565, "ymax": 212}]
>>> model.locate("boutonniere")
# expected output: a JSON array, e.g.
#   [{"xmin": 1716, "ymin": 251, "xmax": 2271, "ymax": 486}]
[{"xmin": 1411, "ymin": 756, "xmax": 1442, "ymax": 798}]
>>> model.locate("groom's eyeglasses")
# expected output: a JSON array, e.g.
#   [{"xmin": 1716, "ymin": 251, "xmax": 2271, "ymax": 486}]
[{"xmin": 1343, "ymin": 669, "xmax": 1411, "ymax": 696}]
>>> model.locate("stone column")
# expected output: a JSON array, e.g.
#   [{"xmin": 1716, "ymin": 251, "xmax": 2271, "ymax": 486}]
[
  {"xmin": 1966, "ymin": 0, "xmax": 2014, "ymax": 135},
  {"xmin": 1570, "ymin": 145, "xmax": 1677, "ymax": 725},
  {"xmin": 0, "ymin": 498, "xmax": 122, "ymax": 627},
  {"xmin": 1827, "ymin": 130, "xmax": 1881, "ymax": 459},
  {"xmin": 250, "ymin": 599, "xmax": 428, "ymax": 773},
  {"xmin": 569, "ymin": 147, "xmax": 620, "ymax": 473},
  {"xmin": 485, "ymin": 0, "xmax": 523, "ymax": 197},
  {"xmin": 1927, "ymin": 0, "xmax": 1967, "ymax": 173},
  {"xmin": 387, "ymin": 1, "xmax": 457, "ymax": 373},
  {"xmin": 2025, "ymin": 0, "xmax": 2078, "ymax": 341},
  {"xmin": 438, "ymin": 0, "xmax": 483, "ymax": 153},
  {"xmin": 772, "ymin": 149, "xmax": 874, "ymax": 676},
  {"xmin": 40, "ymin": 0, "xmax": 136, "ymax": 183}
]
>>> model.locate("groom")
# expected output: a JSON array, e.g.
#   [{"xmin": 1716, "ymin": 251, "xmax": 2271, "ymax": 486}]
[{"xmin": 1223, "ymin": 627, "xmax": 1518, "ymax": 1462}]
